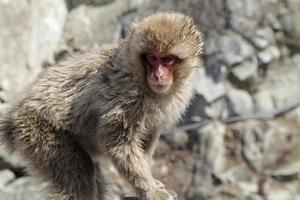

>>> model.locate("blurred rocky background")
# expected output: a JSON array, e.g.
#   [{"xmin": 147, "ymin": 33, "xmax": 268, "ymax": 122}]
[{"xmin": 1, "ymin": 0, "xmax": 300, "ymax": 199}]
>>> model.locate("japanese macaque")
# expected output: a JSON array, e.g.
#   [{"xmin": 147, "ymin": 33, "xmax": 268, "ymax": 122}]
[{"xmin": 0, "ymin": 12, "xmax": 203, "ymax": 200}]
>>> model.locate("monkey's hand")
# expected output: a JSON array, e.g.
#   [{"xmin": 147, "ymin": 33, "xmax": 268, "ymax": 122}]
[{"xmin": 143, "ymin": 188, "xmax": 176, "ymax": 200}]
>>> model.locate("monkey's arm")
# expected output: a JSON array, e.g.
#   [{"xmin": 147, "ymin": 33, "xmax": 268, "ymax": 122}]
[
  {"xmin": 144, "ymin": 132, "xmax": 160, "ymax": 159},
  {"xmin": 105, "ymin": 138, "xmax": 173, "ymax": 200}
]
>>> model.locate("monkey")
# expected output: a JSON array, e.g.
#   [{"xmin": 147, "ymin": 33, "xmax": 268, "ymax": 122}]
[{"xmin": 0, "ymin": 12, "xmax": 203, "ymax": 200}]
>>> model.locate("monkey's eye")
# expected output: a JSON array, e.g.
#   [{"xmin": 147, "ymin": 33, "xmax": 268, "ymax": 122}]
[
  {"xmin": 146, "ymin": 54, "xmax": 159, "ymax": 66},
  {"xmin": 161, "ymin": 55, "xmax": 177, "ymax": 66}
]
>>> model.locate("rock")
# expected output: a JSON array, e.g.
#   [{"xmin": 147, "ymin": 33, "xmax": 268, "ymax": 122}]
[
  {"xmin": 241, "ymin": 123, "xmax": 264, "ymax": 172},
  {"xmin": 230, "ymin": 57, "xmax": 258, "ymax": 82},
  {"xmin": 65, "ymin": 0, "xmax": 111, "ymax": 10},
  {"xmin": 284, "ymin": 106, "xmax": 300, "ymax": 123},
  {"xmin": 280, "ymin": 0, "xmax": 300, "ymax": 40},
  {"xmin": 194, "ymin": 67, "xmax": 226, "ymax": 103},
  {"xmin": 217, "ymin": 31, "xmax": 255, "ymax": 66},
  {"xmin": 226, "ymin": 89, "xmax": 254, "ymax": 116},
  {"xmin": 204, "ymin": 98, "xmax": 229, "ymax": 120},
  {"xmin": 267, "ymin": 190, "xmax": 293, "ymax": 200},
  {"xmin": 162, "ymin": 130, "xmax": 189, "ymax": 149},
  {"xmin": 63, "ymin": 0, "xmax": 139, "ymax": 50},
  {"xmin": 226, "ymin": 0, "xmax": 262, "ymax": 34},
  {"xmin": 241, "ymin": 120, "xmax": 294, "ymax": 173},
  {"xmin": 0, "ymin": 0, "xmax": 67, "ymax": 101},
  {"xmin": 251, "ymin": 27, "xmax": 276, "ymax": 49},
  {"xmin": 254, "ymin": 90, "xmax": 275, "ymax": 111},
  {"xmin": 0, "ymin": 177, "xmax": 47, "ymax": 200},
  {"xmin": 254, "ymin": 54, "xmax": 300, "ymax": 111},
  {"xmin": 0, "ymin": 103, "xmax": 9, "ymax": 116},
  {"xmin": 220, "ymin": 164, "xmax": 259, "ymax": 195},
  {"xmin": 188, "ymin": 122, "xmax": 226, "ymax": 198},
  {"xmin": 271, "ymin": 162, "xmax": 300, "ymax": 181},
  {"xmin": 247, "ymin": 194, "xmax": 264, "ymax": 200},
  {"xmin": 29, "ymin": 0, "xmax": 67, "ymax": 72},
  {"xmin": 262, "ymin": 178, "xmax": 295, "ymax": 200},
  {"xmin": 258, "ymin": 45, "xmax": 281, "ymax": 64},
  {"xmin": 0, "ymin": 170, "xmax": 15, "ymax": 188},
  {"xmin": 0, "ymin": 0, "xmax": 30, "ymax": 100},
  {"xmin": 173, "ymin": 131, "xmax": 189, "ymax": 149}
]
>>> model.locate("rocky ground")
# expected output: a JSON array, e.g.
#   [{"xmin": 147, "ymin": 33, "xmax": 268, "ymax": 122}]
[{"xmin": 1, "ymin": 0, "xmax": 300, "ymax": 199}]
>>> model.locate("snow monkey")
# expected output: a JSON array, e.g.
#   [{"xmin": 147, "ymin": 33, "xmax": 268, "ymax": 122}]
[{"xmin": 0, "ymin": 12, "xmax": 203, "ymax": 200}]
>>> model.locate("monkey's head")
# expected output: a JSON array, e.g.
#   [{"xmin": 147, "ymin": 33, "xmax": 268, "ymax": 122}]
[{"xmin": 125, "ymin": 12, "xmax": 203, "ymax": 95}]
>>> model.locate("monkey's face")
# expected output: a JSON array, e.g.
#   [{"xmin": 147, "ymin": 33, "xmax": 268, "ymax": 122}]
[
  {"xmin": 126, "ymin": 12, "xmax": 203, "ymax": 95},
  {"xmin": 142, "ymin": 52, "xmax": 180, "ymax": 94}
]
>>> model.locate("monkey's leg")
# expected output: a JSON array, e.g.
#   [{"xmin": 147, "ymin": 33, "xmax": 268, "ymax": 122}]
[
  {"xmin": 16, "ymin": 113, "xmax": 103, "ymax": 200},
  {"xmin": 106, "ymin": 140, "xmax": 173, "ymax": 200}
]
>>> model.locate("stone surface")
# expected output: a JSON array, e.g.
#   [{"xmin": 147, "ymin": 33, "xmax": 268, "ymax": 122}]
[
  {"xmin": 65, "ymin": 0, "xmax": 112, "ymax": 10},
  {"xmin": 0, "ymin": 170, "xmax": 15, "ymax": 188},
  {"xmin": 226, "ymin": 89, "xmax": 254, "ymax": 116},
  {"xmin": 188, "ymin": 122, "xmax": 226, "ymax": 198},
  {"xmin": 0, "ymin": 0, "xmax": 67, "ymax": 101},
  {"xmin": 194, "ymin": 67, "xmax": 225, "ymax": 103},
  {"xmin": 258, "ymin": 45, "xmax": 281, "ymax": 64},
  {"xmin": 272, "ymin": 162, "xmax": 300, "ymax": 181},
  {"xmin": 254, "ymin": 54, "xmax": 300, "ymax": 111},
  {"xmin": 231, "ymin": 57, "xmax": 258, "ymax": 82},
  {"xmin": 215, "ymin": 31, "xmax": 255, "ymax": 66},
  {"xmin": 0, "ymin": 177, "xmax": 46, "ymax": 200},
  {"xmin": 63, "ymin": 0, "xmax": 142, "ymax": 50},
  {"xmin": 226, "ymin": 0, "xmax": 262, "ymax": 35}
]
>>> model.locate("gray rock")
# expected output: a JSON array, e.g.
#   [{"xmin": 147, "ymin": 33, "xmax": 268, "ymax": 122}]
[
  {"xmin": 204, "ymin": 98, "xmax": 229, "ymax": 120},
  {"xmin": 241, "ymin": 120, "xmax": 294, "ymax": 173},
  {"xmin": 267, "ymin": 192, "xmax": 293, "ymax": 200},
  {"xmin": 63, "ymin": 0, "xmax": 139, "ymax": 50},
  {"xmin": 261, "ymin": 177, "xmax": 299, "ymax": 200},
  {"xmin": 0, "ymin": 0, "xmax": 67, "ymax": 101},
  {"xmin": 231, "ymin": 57, "xmax": 258, "ymax": 82},
  {"xmin": 247, "ymin": 194, "xmax": 264, "ymax": 200},
  {"xmin": 272, "ymin": 162, "xmax": 300, "ymax": 181},
  {"xmin": 254, "ymin": 90, "xmax": 275, "ymax": 111},
  {"xmin": 188, "ymin": 122, "xmax": 226, "ymax": 198},
  {"xmin": 226, "ymin": 0, "xmax": 262, "ymax": 34},
  {"xmin": 258, "ymin": 45, "xmax": 280, "ymax": 64},
  {"xmin": 241, "ymin": 123, "xmax": 264, "ymax": 172},
  {"xmin": 65, "ymin": 0, "xmax": 112, "ymax": 10},
  {"xmin": 0, "ymin": 170, "xmax": 15, "ymax": 188},
  {"xmin": 280, "ymin": 0, "xmax": 300, "ymax": 40},
  {"xmin": 0, "ymin": 0, "xmax": 31, "ymax": 100},
  {"xmin": 172, "ymin": 131, "xmax": 189, "ymax": 149},
  {"xmin": 0, "ymin": 103, "xmax": 9, "ymax": 116},
  {"xmin": 194, "ymin": 67, "xmax": 225, "ymax": 103},
  {"xmin": 254, "ymin": 54, "xmax": 300, "ymax": 111},
  {"xmin": 220, "ymin": 164, "xmax": 259, "ymax": 196},
  {"xmin": 226, "ymin": 89, "xmax": 254, "ymax": 116},
  {"xmin": 0, "ymin": 177, "xmax": 46, "ymax": 200},
  {"xmin": 251, "ymin": 27, "xmax": 276, "ymax": 49},
  {"xmin": 284, "ymin": 106, "xmax": 300, "ymax": 123},
  {"xmin": 220, "ymin": 32, "xmax": 255, "ymax": 66},
  {"xmin": 29, "ymin": 0, "xmax": 67, "ymax": 72}
]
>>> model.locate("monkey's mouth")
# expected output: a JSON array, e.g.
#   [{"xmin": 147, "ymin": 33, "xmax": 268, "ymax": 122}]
[{"xmin": 147, "ymin": 75, "xmax": 172, "ymax": 94}]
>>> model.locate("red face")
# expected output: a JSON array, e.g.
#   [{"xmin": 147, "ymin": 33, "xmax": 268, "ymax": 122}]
[{"xmin": 143, "ymin": 52, "xmax": 180, "ymax": 94}]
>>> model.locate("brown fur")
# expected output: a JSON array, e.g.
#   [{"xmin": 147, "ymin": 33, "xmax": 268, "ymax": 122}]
[{"xmin": 0, "ymin": 12, "xmax": 203, "ymax": 200}]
